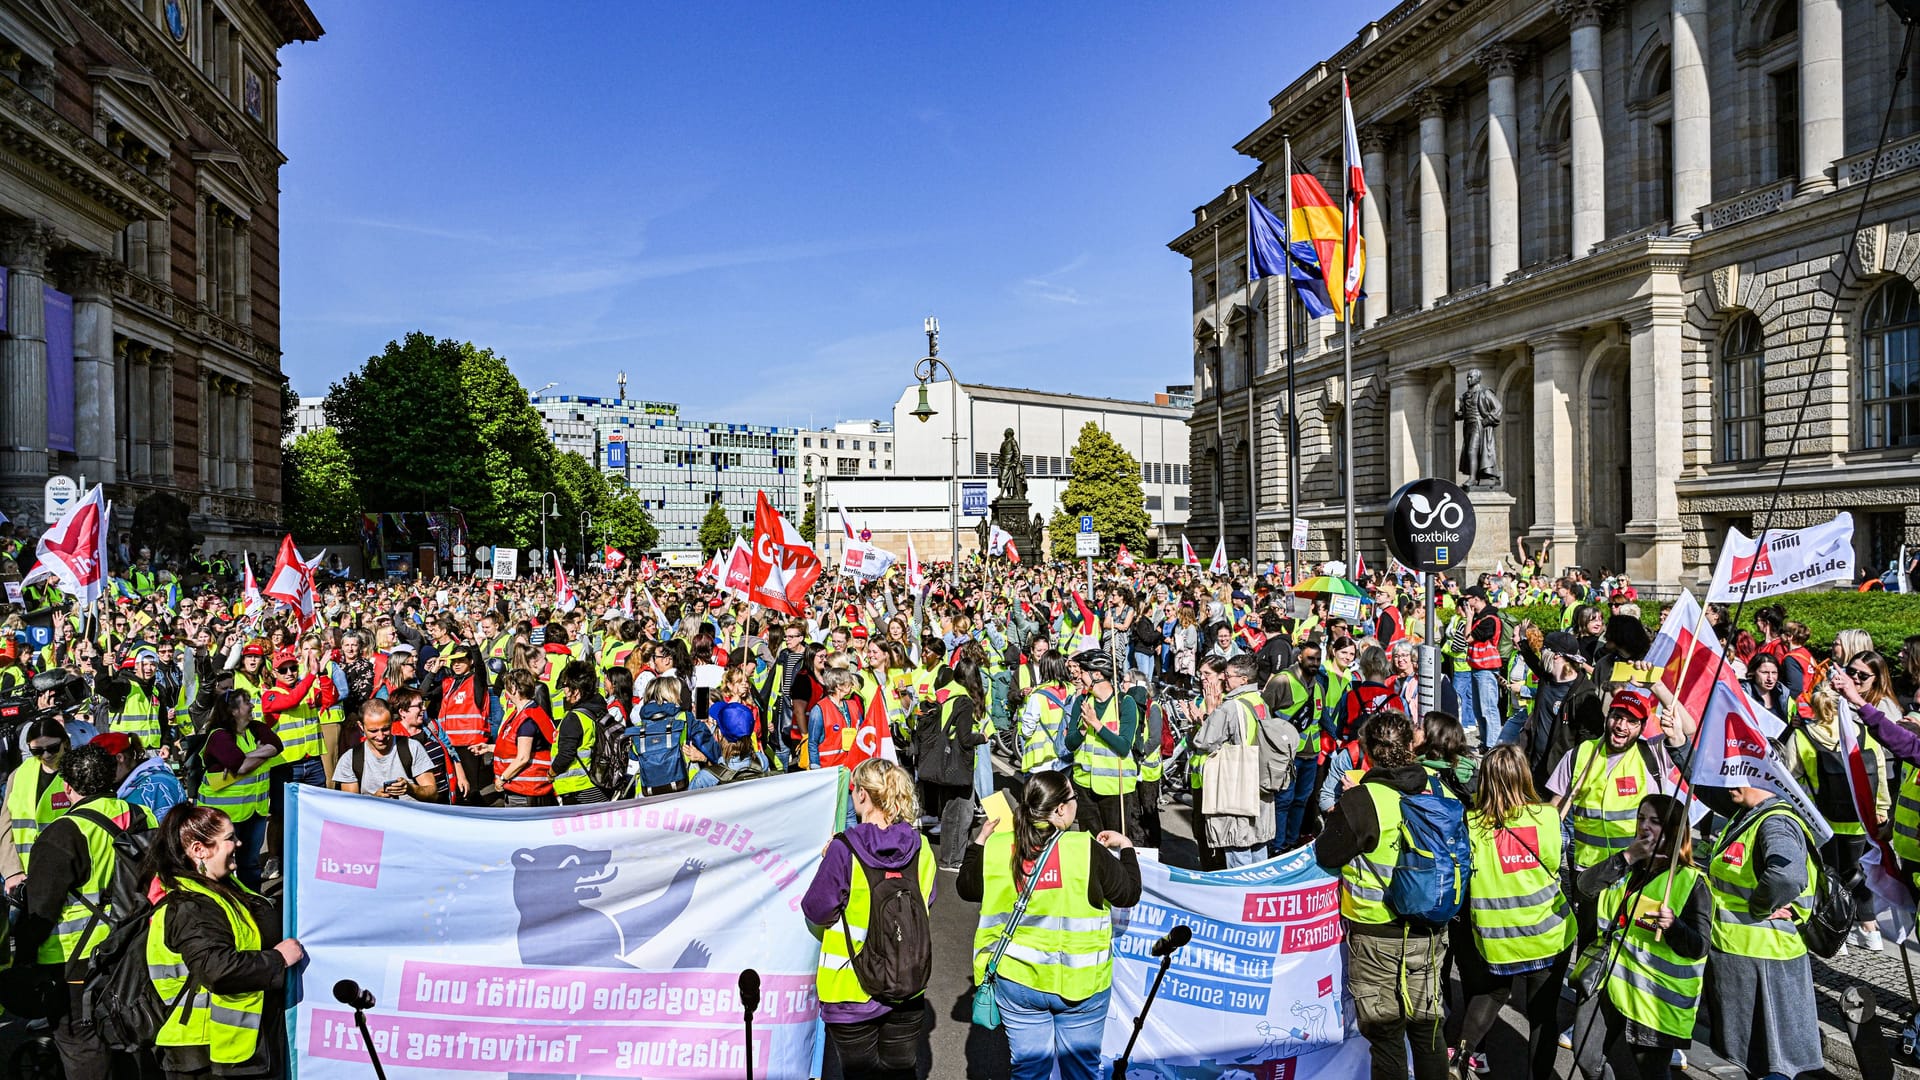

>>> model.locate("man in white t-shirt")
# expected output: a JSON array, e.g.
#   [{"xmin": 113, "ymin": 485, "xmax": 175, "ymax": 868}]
[{"xmin": 332, "ymin": 699, "xmax": 438, "ymax": 801}]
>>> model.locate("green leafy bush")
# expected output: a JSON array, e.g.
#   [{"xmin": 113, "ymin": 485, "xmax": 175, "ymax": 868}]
[{"xmin": 1501, "ymin": 592, "xmax": 1920, "ymax": 655}]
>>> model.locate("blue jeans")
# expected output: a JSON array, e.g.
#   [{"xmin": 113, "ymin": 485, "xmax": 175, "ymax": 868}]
[
  {"xmin": 995, "ymin": 980, "xmax": 1108, "ymax": 1080},
  {"xmin": 1272, "ymin": 756, "xmax": 1321, "ymax": 853},
  {"xmin": 974, "ymin": 744, "xmax": 994, "ymax": 800},
  {"xmin": 232, "ymin": 813, "xmax": 268, "ymax": 891},
  {"xmin": 288, "ymin": 756, "xmax": 327, "ymax": 788},
  {"xmin": 1452, "ymin": 669, "xmax": 1501, "ymax": 746},
  {"xmin": 1224, "ymin": 846, "xmax": 1263, "ymax": 867}
]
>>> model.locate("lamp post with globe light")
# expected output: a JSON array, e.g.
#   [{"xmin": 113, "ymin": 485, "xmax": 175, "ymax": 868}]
[{"xmin": 909, "ymin": 317, "xmax": 959, "ymax": 587}]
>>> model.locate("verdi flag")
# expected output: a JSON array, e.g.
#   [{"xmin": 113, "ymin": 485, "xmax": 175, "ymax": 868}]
[{"xmin": 1706, "ymin": 512, "xmax": 1855, "ymax": 602}]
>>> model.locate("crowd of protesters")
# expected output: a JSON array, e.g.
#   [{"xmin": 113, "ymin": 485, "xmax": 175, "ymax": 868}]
[{"xmin": 1, "ymin": 529, "xmax": 1917, "ymax": 1080}]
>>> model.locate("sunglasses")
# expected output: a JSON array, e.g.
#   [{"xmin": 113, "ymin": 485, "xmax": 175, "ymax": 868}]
[
  {"xmin": 27, "ymin": 743, "xmax": 62, "ymax": 757},
  {"xmin": 1847, "ymin": 667, "xmax": 1874, "ymax": 682}
]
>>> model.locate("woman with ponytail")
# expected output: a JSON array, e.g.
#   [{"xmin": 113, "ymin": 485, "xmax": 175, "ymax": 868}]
[
  {"xmin": 144, "ymin": 804, "xmax": 304, "ymax": 1079},
  {"xmin": 957, "ymin": 771, "xmax": 1140, "ymax": 1080}
]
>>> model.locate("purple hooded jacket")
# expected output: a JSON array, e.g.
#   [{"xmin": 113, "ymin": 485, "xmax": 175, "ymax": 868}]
[{"xmin": 801, "ymin": 821, "xmax": 933, "ymax": 1023}]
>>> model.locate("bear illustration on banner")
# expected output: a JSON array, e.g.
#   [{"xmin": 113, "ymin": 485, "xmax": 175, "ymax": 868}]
[{"xmin": 510, "ymin": 848, "xmax": 710, "ymax": 969}]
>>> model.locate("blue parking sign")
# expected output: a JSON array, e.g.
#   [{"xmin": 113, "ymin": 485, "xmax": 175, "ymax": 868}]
[{"xmin": 1080, "ymin": 515, "xmax": 1094, "ymax": 533}]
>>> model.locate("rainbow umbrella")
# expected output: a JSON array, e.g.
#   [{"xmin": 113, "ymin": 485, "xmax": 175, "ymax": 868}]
[{"xmin": 1291, "ymin": 575, "xmax": 1368, "ymax": 600}]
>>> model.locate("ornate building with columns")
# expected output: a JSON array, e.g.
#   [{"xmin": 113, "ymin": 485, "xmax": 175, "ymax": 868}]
[
  {"xmin": 1175, "ymin": 0, "xmax": 1920, "ymax": 590},
  {"xmin": 0, "ymin": 0, "xmax": 320, "ymax": 547}
]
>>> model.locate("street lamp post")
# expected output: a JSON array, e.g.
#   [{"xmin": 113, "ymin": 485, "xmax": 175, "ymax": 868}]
[
  {"xmin": 539, "ymin": 491, "xmax": 560, "ymax": 576},
  {"xmin": 909, "ymin": 317, "xmax": 959, "ymax": 588},
  {"xmin": 579, "ymin": 510, "xmax": 592, "ymax": 573}
]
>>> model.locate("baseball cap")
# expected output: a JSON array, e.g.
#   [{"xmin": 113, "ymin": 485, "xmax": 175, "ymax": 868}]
[
  {"xmin": 90, "ymin": 732, "xmax": 133, "ymax": 756},
  {"xmin": 1542, "ymin": 631, "xmax": 1580, "ymax": 657},
  {"xmin": 132, "ymin": 647, "xmax": 159, "ymax": 664},
  {"xmin": 850, "ymin": 625, "xmax": 869, "ymax": 640},
  {"xmin": 1609, "ymin": 687, "xmax": 1654, "ymax": 721},
  {"xmin": 241, "ymin": 642, "xmax": 266, "ymax": 657},
  {"xmin": 712, "ymin": 701, "xmax": 756, "ymax": 742},
  {"xmin": 272, "ymin": 647, "xmax": 298, "ymax": 670},
  {"xmin": 389, "ymin": 643, "xmax": 417, "ymax": 657},
  {"xmin": 1462, "ymin": 585, "xmax": 1489, "ymax": 603}
]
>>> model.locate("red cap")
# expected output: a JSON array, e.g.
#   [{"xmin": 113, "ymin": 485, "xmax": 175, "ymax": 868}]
[
  {"xmin": 850, "ymin": 625, "xmax": 869, "ymax": 640},
  {"xmin": 844, "ymin": 604, "xmax": 860, "ymax": 622},
  {"xmin": 90, "ymin": 732, "xmax": 133, "ymax": 756},
  {"xmin": 708, "ymin": 597, "xmax": 726, "ymax": 609},
  {"xmin": 1609, "ymin": 687, "xmax": 1654, "ymax": 721},
  {"xmin": 272, "ymin": 647, "xmax": 298, "ymax": 670},
  {"xmin": 241, "ymin": 642, "xmax": 267, "ymax": 657}
]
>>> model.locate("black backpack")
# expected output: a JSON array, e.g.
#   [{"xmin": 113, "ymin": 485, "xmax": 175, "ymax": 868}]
[
  {"xmin": 833, "ymin": 834, "xmax": 932, "ymax": 1006},
  {"xmin": 64, "ymin": 806, "xmax": 177, "ymax": 1051},
  {"xmin": 348, "ymin": 738, "xmax": 425, "ymax": 798},
  {"xmin": 586, "ymin": 709, "xmax": 629, "ymax": 795},
  {"xmin": 706, "ymin": 757, "xmax": 770, "ymax": 786}
]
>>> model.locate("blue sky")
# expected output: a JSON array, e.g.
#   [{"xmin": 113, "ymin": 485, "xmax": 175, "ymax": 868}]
[{"xmin": 277, "ymin": 3, "xmax": 1358, "ymax": 426}]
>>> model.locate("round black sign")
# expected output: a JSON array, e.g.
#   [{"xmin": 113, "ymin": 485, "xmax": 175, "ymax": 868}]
[{"xmin": 1383, "ymin": 477, "xmax": 1477, "ymax": 573}]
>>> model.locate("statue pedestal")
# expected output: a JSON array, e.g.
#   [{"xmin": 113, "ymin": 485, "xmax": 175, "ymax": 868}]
[
  {"xmin": 1460, "ymin": 490, "xmax": 1515, "ymax": 579},
  {"xmin": 990, "ymin": 497, "xmax": 1043, "ymax": 559}
]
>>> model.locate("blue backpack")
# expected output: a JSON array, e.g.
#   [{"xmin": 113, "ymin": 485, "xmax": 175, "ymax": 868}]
[
  {"xmin": 629, "ymin": 705, "xmax": 689, "ymax": 790},
  {"xmin": 1384, "ymin": 775, "xmax": 1473, "ymax": 925},
  {"xmin": 1035, "ymin": 688, "xmax": 1071, "ymax": 761}
]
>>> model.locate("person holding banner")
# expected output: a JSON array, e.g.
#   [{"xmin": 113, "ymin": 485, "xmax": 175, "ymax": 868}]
[
  {"xmin": 146, "ymin": 803, "xmax": 304, "ymax": 1080},
  {"xmin": 803, "ymin": 758, "xmax": 935, "ymax": 1080},
  {"xmin": 959, "ymin": 770, "xmax": 1139, "ymax": 1080},
  {"xmin": 1569, "ymin": 793, "xmax": 1708, "ymax": 1080}
]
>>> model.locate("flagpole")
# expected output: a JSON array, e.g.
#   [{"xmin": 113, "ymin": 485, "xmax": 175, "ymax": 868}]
[
  {"xmin": 1281, "ymin": 136, "xmax": 1300, "ymax": 586},
  {"xmin": 1243, "ymin": 184, "xmax": 1258, "ymax": 575},
  {"xmin": 1211, "ymin": 212, "xmax": 1226, "ymax": 555},
  {"xmin": 1339, "ymin": 69, "xmax": 1356, "ymax": 571}
]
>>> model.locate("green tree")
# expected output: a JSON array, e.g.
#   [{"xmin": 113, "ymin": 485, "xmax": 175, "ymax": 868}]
[
  {"xmin": 699, "ymin": 498, "xmax": 735, "ymax": 557},
  {"xmin": 1048, "ymin": 422, "xmax": 1149, "ymax": 559},
  {"xmin": 800, "ymin": 498, "xmax": 817, "ymax": 546},
  {"xmin": 325, "ymin": 333, "xmax": 556, "ymax": 545},
  {"xmin": 552, "ymin": 450, "xmax": 658, "ymax": 558},
  {"xmin": 282, "ymin": 428, "xmax": 359, "ymax": 544},
  {"xmin": 599, "ymin": 490, "xmax": 659, "ymax": 553}
]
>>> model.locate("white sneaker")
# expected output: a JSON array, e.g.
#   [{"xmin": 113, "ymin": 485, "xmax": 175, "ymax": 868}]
[
  {"xmin": 1558, "ymin": 1027, "xmax": 1573, "ymax": 1049},
  {"xmin": 1671, "ymin": 1048, "xmax": 1688, "ymax": 1071},
  {"xmin": 1865, "ymin": 927, "xmax": 1886, "ymax": 952},
  {"xmin": 1848, "ymin": 927, "xmax": 1869, "ymax": 948}
]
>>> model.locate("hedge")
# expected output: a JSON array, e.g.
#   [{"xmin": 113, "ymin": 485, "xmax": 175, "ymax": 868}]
[{"xmin": 1502, "ymin": 592, "xmax": 1920, "ymax": 656}]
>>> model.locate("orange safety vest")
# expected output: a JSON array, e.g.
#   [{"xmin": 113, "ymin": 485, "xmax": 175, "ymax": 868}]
[
  {"xmin": 494, "ymin": 705, "xmax": 558, "ymax": 796},
  {"xmin": 815, "ymin": 697, "xmax": 855, "ymax": 772},
  {"xmin": 439, "ymin": 673, "xmax": 489, "ymax": 747},
  {"xmin": 1467, "ymin": 615, "xmax": 1505, "ymax": 670}
]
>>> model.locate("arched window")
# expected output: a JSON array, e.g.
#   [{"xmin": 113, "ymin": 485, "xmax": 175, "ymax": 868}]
[
  {"xmin": 1862, "ymin": 279, "xmax": 1920, "ymax": 449},
  {"xmin": 1719, "ymin": 314, "xmax": 1765, "ymax": 461}
]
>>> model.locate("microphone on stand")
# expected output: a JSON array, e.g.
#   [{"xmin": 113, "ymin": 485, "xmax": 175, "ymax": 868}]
[
  {"xmin": 739, "ymin": 969, "xmax": 762, "ymax": 1080},
  {"xmin": 1115, "ymin": 925, "xmax": 1194, "ymax": 1080},
  {"xmin": 1149, "ymin": 925, "xmax": 1193, "ymax": 958},
  {"xmin": 333, "ymin": 980, "xmax": 388, "ymax": 1080}
]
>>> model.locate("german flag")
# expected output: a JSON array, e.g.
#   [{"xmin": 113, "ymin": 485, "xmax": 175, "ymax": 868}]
[{"xmin": 1289, "ymin": 171, "xmax": 1354, "ymax": 322}]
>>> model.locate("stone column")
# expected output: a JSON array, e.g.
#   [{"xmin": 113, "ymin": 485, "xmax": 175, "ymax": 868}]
[
  {"xmin": 129, "ymin": 343, "xmax": 153, "ymax": 478},
  {"xmin": 215, "ymin": 210, "xmax": 234, "ymax": 320},
  {"xmin": 234, "ymin": 222, "xmax": 251, "ymax": 326},
  {"xmin": 1359, "ymin": 127, "xmax": 1391, "ymax": 325},
  {"xmin": 127, "ymin": 221, "xmax": 147, "ymax": 272},
  {"xmin": 1387, "ymin": 370, "xmax": 1428, "ymax": 490},
  {"xmin": 1477, "ymin": 45, "xmax": 1523, "ymax": 284},
  {"xmin": 237, "ymin": 381, "xmax": 254, "ymax": 496},
  {"xmin": 1529, "ymin": 331, "xmax": 1583, "ymax": 552},
  {"xmin": 0, "ymin": 221, "xmax": 55, "ymax": 514},
  {"xmin": 1624, "ymin": 306, "xmax": 1685, "ymax": 584},
  {"xmin": 1414, "ymin": 90, "xmax": 1450, "ymax": 306},
  {"xmin": 151, "ymin": 351, "xmax": 172, "ymax": 482},
  {"xmin": 147, "ymin": 210, "xmax": 169, "ymax": 282},
  {"xmin": 66, "ymin": 253, "xmax": 120, "ymax": 484},
  {"xmin": 1670, "ymin": 0, "xmax": 1712, "ymax": 231},
  {"xmin": 1799, "ymin": 0, "xmax": 1843, "ymax": 194},
  {"xmin": 1560, "ymin": 0, "xmax": 1610, "ymax": 256}
]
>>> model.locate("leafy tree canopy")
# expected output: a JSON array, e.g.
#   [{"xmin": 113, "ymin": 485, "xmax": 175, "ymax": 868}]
[
  {"xmin": 699, "ymin": 498, "xmax": 735, "ymax": 558},
  {"xmin": 282, "ymin": 428, "xmax": 359, "ymax": 545},
  {"xmin": 1048, "ymin": 422, "xmax": 1149, "ymax": 559}
]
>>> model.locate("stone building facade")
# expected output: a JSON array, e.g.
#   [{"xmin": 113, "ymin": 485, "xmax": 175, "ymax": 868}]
[
  {"xmin": 0, "ymin": 0, "xmax": 320, "ymax": 548},
  {"xmin": 1175, "ymin": 0, "xmax": 1920, "ymax": 589}
]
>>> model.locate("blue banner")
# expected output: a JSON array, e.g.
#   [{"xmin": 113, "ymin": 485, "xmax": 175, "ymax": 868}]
[
  {"xmin": 44, "ymin": 285, "xmax": 73, "ymax": 453},
  {"xmin": 1102, "ymin": 847, "xmax": 1367, "ymax": 1078},
  {"xmin": 961, "ymin": 481, "xmax": 987, "ymax": 517},
  {"xmin": 607, "ymin": 440, "xmax": 627, "ymax": 469}
]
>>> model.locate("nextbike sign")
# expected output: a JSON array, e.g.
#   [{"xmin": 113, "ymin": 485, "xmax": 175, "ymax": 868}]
[{"xmin": 1383, "ymin": 477, "xmax": 1476, "ymax": 573}]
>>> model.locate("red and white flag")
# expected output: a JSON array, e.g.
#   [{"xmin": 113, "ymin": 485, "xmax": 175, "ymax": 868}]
[
  {"xmin": 1340, "ymin": 73, "xmax": 1368, "ymax": 306},
  {"xmin": 263, "ymin": 535, "xmax": 317, "ymax": 629},
  {"xmin": 1208, "ymin": 537, "xmax": 1229, "ymax": 577},
  {"xmin": 1646, "ymin": 590, "xmax": 1830, "ymax": 842},
  {"xmin": 748, "ymin": 490, "xmax": 822, "ymax": 616},
  {"xmin": 603, "ymin": 545, "xmax": 626, "ymax": 570},
  {"xmin": 620, "ymin": 589, "xmax": 634, "ymax": 619},
  {"xmin": 1181, "ymin": 535, "xmax": 1201, "ymax": 568},
  {"xmin": 553, "ymin": 552, "xmax": 576, "ymax": 612},
  {"xmin": 1115, "ymin": 544, "xmax": 1137, "ymax": 569},
  {"xmin": 723, "ymin": 537, "xmax": 755, "ymax": 599},
  {"xmin": 1706, "ymin": 512, "xmax": 1854, "ymax": 603},
  {"xmin": 637, "ymin": 555, "xmax": 657, "ymax": 581},
  {"xmin": 1354, "ymin": 551, "xmax": 1368, "ymax": 579},
  {"xmin": 905, "ymin": 535, "xmax": 926, "ymax": 591},
  {"xmin": 837, "ymin": 500, "xmax": 856, "ymax": 541},
  {"xmin": 240, "ymin": 553, "xmax": 266, "ymax": 616},
  {"xmin": 21, "ymin": 482, "xmax": 110, "ymax": 606}
]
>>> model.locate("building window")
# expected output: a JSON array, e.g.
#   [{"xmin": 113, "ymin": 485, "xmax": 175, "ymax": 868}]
[
  {"xmin": 1719, "ymin": 314, "xmax": 1766, "ymax": 461},
  {"xmin": 868, "ymin": 458, "xmax": 876, "ymax": 468},
  {"xmin": 803, "ymin": 436, "xmax": 811, "ymax": 447},
  {"xmin": 1862, "ymin": 279, "xmax": 1920, "ymax": 449},
  {"xmin": 1331, "ymin": 415, "xmax": 1348, "ymax": 498},
  {"xmin": 1141, "ymin": 462, "xmax": 1150, "ymax": 482},
  {"xmin": 1146, "ymin": 496, "xmax": 1163, "ymax": 511},
  {"xmin": 884, "ymin": 441, "xmax": 892, "ymax": 452},
  {"xmin": 1769, "ymin": 69, "xmax": 1799, "ymax": 182},
  {"xmin": 836, "ymin": 439, "xmax": 845, "ymax": 449},
  {"xmin": 1174, "ymin": 496, "xmax": 1190, "ymax": 511}
]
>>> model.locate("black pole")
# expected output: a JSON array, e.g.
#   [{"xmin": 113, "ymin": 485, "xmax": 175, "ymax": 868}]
[
  {"xmin": 1113, "ymin": 927, "xmax": 1191, "ymax": 1079},
  {"xmin": 352, "ymin": 1007, "xmax": 389, "ymax": 1080},
  {"xmin": 739, "ymin": 968, "xmax": 761, "ymax": 1080}
]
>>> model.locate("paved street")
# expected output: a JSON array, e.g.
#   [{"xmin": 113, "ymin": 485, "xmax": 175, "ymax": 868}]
[{"xmin": 821, "ymin": 771, "xmax": 1919, "ymax": 1080}]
